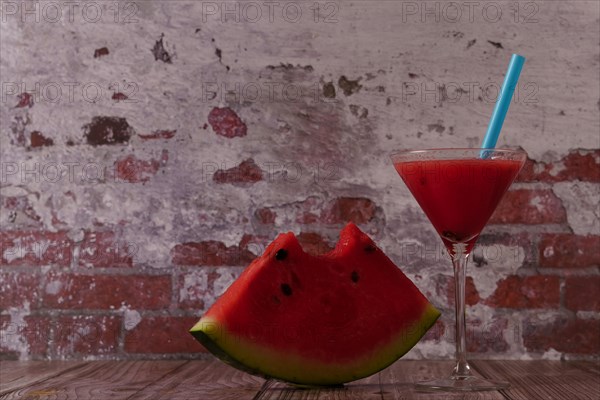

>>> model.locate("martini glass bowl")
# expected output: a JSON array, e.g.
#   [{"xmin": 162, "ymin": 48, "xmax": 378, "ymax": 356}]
[{"xmin": 390, "ymin": 148, "xmax": 527, "ymax": 392}]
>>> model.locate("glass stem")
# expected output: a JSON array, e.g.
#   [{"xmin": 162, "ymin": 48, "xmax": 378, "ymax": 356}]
[{"xmin": 451, "ymin": 249, "xmax": 472, "ymax": 379}]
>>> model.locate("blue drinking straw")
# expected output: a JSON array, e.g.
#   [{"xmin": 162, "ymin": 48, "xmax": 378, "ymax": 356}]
[{"xmin": 481, "ymin": 54, "xmax": 526, "ymax": 151}]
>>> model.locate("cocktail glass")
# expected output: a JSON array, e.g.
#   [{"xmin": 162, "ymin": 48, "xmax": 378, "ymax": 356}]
[{"xmin": 391, "ymin": 148, "xmax": 527, "ymax": 391}]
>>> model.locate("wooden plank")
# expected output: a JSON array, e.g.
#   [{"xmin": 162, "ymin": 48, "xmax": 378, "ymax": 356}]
[
  {"xmin": 0, "ymin": 361, "xmax": 87, "ymax": 396},
  {"xmin": 129, "ymin": 359, "xmax": 264, "ymax": 400},
  {"xmin": 253, "ymin": 360, "xmax": 504, "ymax": 400},
  {"xmin": 253, "ymin": 365, "xmax": 383, "ymax": 400},
  {"xmin": 571, "ymin": 360, "xmax": 600, "ymax": 376},
  {"xmin": 471, "ymin": 360, "xmax": 600, "ymax": 400},
  {"xmin": 380, "ymin": 360, "xmax": 504, "ymax": 400},
  {"xmin": 0, "ymin": 360, "xmax": 185, "ymax": 400},
  {"xmin": 0, "ymin": 360, "xmax": 596, "ymax": 399}
]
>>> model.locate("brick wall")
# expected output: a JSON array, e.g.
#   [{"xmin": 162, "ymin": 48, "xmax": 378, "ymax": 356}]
[{"xmin": 1, "ymin": 1, "xmax": 599, "ymax": 360}]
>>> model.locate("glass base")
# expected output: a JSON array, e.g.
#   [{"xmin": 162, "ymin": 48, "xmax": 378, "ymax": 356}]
[{"xmin": 415, "ymin": 375, "xmax": 510, "ymax": 392}]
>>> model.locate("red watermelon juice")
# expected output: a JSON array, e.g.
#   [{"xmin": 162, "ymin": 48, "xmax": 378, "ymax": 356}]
[{"xmin": 394, "ymin": 158, "xmax": 522, "ymax": 252}]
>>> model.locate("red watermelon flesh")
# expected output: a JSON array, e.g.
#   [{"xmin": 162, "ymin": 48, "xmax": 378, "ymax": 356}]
[{"xmin": 190, "ymin": 222, "xmax": 440, "ymax": 386}]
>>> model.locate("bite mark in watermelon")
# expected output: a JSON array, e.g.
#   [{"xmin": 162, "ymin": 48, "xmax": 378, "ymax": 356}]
[{"xmin": 190, "ymin": 222, "xmax": 440, "ymax": 386}]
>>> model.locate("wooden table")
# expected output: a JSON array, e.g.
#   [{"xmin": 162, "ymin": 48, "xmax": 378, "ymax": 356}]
[{"xmin": 1, "ymin": 358, "xmax": 598, "ymax": 399}]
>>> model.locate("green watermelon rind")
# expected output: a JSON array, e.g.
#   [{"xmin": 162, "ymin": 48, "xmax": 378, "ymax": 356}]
[{"xmin": 190, "ymin": 303, "xmax": 440, "ymax": 386}]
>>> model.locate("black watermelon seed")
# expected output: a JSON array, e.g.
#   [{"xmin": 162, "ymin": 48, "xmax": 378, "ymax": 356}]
[
  {"xmin": 364, "ymin": 244, "xmax": 376, "ymax": 253},
  {"xmin": 281, "ymin": 283, "xmax": 292, "ymax": 296},
  {"xmin": 351, "ymin": 271, "xmax": 360, "ymax": 283},
  {"xmin": 275, "ymin": 249, "xmax": 288, "ymax": 260}
]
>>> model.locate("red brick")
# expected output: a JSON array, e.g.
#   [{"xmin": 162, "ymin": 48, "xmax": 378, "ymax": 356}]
[
  {"xmin": 138, "ymin": 130, "xmax": 176, "ymax": 140},
  {"xmin": 467, "ymin": 317, "xmax": 510, "ymax": 353},
  {"xmin": 435, "ymin": 273, "xmax": 479, "ymax": 306},
  {"xmin": 15, "ymin": 92, "xmax": 34, "ymax": 108},
  {"xmin": 445, "ymin": 276, "xmax": 480, "ymax": 306},
  {"xmin": 213, "ymin": 159, "xmax": 263, "ymax": 185},
  {"xmin": 517, "ymin": 150, "xmax": 600, "ymax": 183},
  {"xmin": 93, "ymin": 47, "xmax": 109, "ymax": 58},
  {"xmin": 297, "ymin": 232, "xmax": 333, "ymax": 256},
  {"xmin": 255, "ymin": 207, "xmax": 276, "ymax": 225},
  {"xmin": 489, "ymin": 189, "xmax": 566, "ymax": 224},
  {"xmin": 54, "ymin": 315, "xmax": 121, "ymax": 356},
  {"xmin": 322, "ymin": 197, "xmax": 376, "ymax": 224},
  {"xmin": 0, "ymin": 231, "xmax": 73, "ymax": 266},
  {"xmin": 208, "ymin": 107, "xmax": 247, "ymax": 138},
  {"xmin": 523, "ymin": 317, "xmax": 600, "ymax": 354},
  {"xmin": 565, "ymin": 276, "xmax": 600, "ymax": 312},
  {"xmin": 78, "ymin": 231, "xmax": 134, "ymax": 268},
  {"xmin": 112, "ymin": 92, "xmax": 128, "ymax": 101},
  {"xmin": 30, "ymin": 131, "xmax": 53, "ymax": 148},
  {"xmin": 171, "ymin": 241, "xmax": 255, "ymax": 266},
  {"xmin": 0, "ymin": 315, "xmax": 51, "ymax": 357},
  {"xmin": 124, "ymin": 316, "xmax": 205, "ymax": 353},
  {"xmin": 0, "ymin": 272, "xmax": 41, "ymax": 309},
  {"xmin": 42, "ymin": 273, "xmax": 171, "ymax": 310},
  {"xmin": 83, "ymin": 116, "xmax": 134, "ymax": 145},
  {"xmin": 115, "ymin": 150, "xmax": 168, "ymax": 183},
  {"xmin": 538, "ymin": 234, "xmax": 600, "ymax": 269},
  {"xmin": 485, "ymin": 275, "xmax": 560, "ymax": 309}
]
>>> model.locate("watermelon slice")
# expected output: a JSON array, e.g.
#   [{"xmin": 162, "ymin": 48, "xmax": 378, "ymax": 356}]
[{"xmin": 190, "ymin": 222, "xmax": 440, "ymax": 386}]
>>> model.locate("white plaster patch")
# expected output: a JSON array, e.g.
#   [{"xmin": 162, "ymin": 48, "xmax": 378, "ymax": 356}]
[
  {"xmin": 576, "ymin": 311, "xmax": 600, "ymax": 320},
  {"xmin": 76, "ymin": 325, "xmax": 91, "ymax": 338},
  {"xmin": 68, "ymin": 229, "xmax": 85, "ymax": 243},
  {"xmin": 409, "ymin": 339, "xmax": 455, "ymax": 360},
  {"xmin": 541, "ymin": 348, "xmax": 562, "ymax": 360},
  {"xmin": 0, "ymin": 186, "xmax": 30, "ymax": 197},
  {"xmin": 0, "ymin": 301, "xmax": 31, "ymax": 360},
  {"xmin": 548, "ymin": 161, "xmax": 566, "ymax": 177},
  {"xmin": 213, "ymin": 267, "xmax": 241, "ymax": 297},
  {"xmin": 2, "ymin": 247, "xmax": 22, "ymax": 263},
  {"xmin": 179, "ymin": 270, "xmax": 208, "ymax": 303},
  {"xmin": 124, "ymin": 309, "xmax": 142, "ymax": 331},
  {"xmin": 553, "ymin": 182, "xmax": 600, "ymax": 235},
  {"xmin": 469, "ymin": 245, "xmax": 525, "ymax": 299},
  {"xmin": 530, "ymin": 195, "xmax": 545, "ymax": 212},
  {"xmin": 131, "ymin": 238, "xmax": 172, "ymax": 267},
  {"xmin": 45, "ymin": 280, "xmax": 62, "ymax": 295},
  {"xmin": 533, "ymin": 162, "xmax": 546, "ymax": 175}
]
